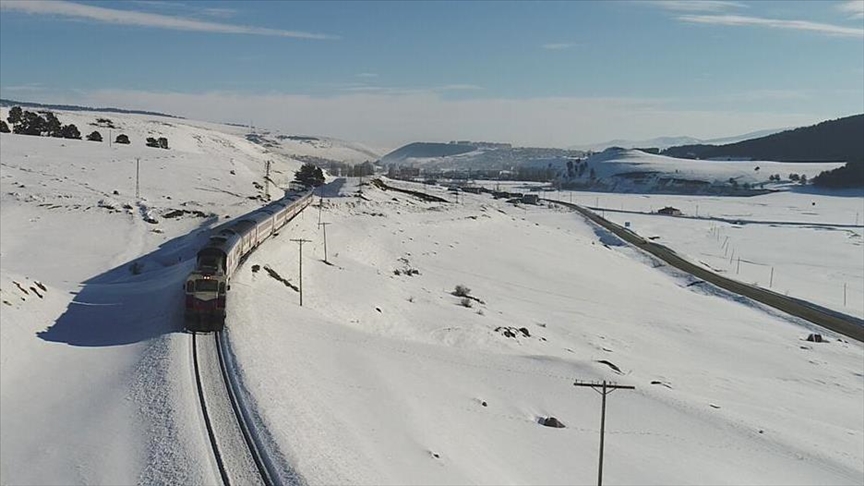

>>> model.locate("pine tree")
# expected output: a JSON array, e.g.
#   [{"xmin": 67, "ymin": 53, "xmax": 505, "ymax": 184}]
[
  {"xmin": 7, "ymin": 106, "xmax": 22, "ymax": 126},
  {"xmin": 44, "ymin": 112, "xmax": 62, "ymax": 137},
  {"xmin": 293, "ymin": 163, "xmax": 325, "ymax": 187}
]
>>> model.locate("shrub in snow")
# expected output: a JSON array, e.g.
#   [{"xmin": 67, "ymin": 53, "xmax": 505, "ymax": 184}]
[
  {"xmin": 60, "ymin": 124, "xmax": 81, "ymax": 139},
  {"xmin": 115, "ymin": 133, "xmax": 130, "ymax": 144},
  {"xmin": 0, "ymin": 120, "xmax": 8, "ymax": 133},
  {"xmin": 146, "ymin": 137, "xmax": 160, "ymax": 148},
  {"xmin": 86, "ymin": 131, "xmax": 102, "ymax": 142},
  {"xmin": 460, "ymin": 297, "xmax": 473, "ymax": 308},
  {"xmin": 806, "ymin": 333, "xmax": 825, "ymax": 343},
  {"xmin": 453, "ymin": 284, "xmax": 471, "ymax": 297},
  {"xmin": 541, "ymin": 416, "xmax": 566, "ymax": 428},
  {"xmin": 158, "ymin": 137, "xmax": 169, "ymax": 149}
]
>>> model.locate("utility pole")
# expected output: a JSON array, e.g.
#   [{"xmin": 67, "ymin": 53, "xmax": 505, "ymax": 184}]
[
  {"xmin": 135, "ymin": 158, "xmax": 140, "ymax": 200},
  {"xmin": 291, "ymin": 238, "xmax": 311, "ymax": 306},
  {"xmin": 573, "ymin": 380, "xmax": 635, "ymax": 486},
  {"xmin": 264, "ymin": 160, "xmax": 272, "ymax": 201},
  {"xmin": 319, "ymin": 222, "xmax": 331, "ymax": 263},
  {"xmin": 769, "ymin": 267, "xmax": 774, "ymax": 287},
  {"xmin": 318, "ymin": 186, "xmax": 324, "ymax": 226}
]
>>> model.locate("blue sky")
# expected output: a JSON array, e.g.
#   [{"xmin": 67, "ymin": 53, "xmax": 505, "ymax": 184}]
[{"xmin": 1, "ymin": 0, "xmax": 862, "ymax": 148}]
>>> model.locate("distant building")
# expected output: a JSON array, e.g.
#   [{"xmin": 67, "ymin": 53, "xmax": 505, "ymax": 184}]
[
  {"xmin": 657, "ymin": 206, "xmax": 682, "ymax": 216},
  {"xmin": 521, "ymin": 194, "xmax": 540, "ymax": 205}
]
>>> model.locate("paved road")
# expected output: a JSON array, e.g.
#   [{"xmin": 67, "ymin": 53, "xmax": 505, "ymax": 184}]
[{"xmin": 546, "ymin": 199, "xmax": 864, "ymax": 343}]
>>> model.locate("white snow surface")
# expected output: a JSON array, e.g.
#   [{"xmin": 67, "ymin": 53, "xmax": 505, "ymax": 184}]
[
  {"xmin": 1, "ymin": 110, "xmax": 863, "ymax": 485},
  {"xmin": 588, "ymin": 149, "xmax": 841, "ymax": 183}
]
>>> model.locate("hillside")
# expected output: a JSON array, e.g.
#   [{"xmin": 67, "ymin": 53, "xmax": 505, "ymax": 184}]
[
  {"xmin": 560, "ymin": 148, "xmax": 844, "ymax": 195},
  {"xmin": 662, "ymin": 114, "xmax": 864, "ymax": 163},
  {"xmin": 380, "ymin": 140, "xmax": 583, "ymax": 173}
]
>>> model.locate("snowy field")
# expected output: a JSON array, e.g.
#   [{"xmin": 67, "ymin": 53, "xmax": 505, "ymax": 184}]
[
  {"xmin": 539, "ymin": 190, "xmax": 864, "ymax": 319},
  {"xmin": 1, "ymin": 111, "xmax": 863, "ymax": 485},
  {"xmin": 228, "ymin": 179, "xmax": 864, "ymax": 485}
]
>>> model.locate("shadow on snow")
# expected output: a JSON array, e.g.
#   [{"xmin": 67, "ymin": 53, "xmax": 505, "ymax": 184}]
[{"xmin": 37, "ymin": 217, "xmax": 218, "ymax": 347}]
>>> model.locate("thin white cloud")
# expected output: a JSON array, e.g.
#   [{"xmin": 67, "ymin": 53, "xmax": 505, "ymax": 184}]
[
  {"xmin": 0, "ymin": 0, "xmax": 338, "ymax": 39},
  {"xmin": 721, "ymin": 89, "xmax": 810, "ymax": 102},
  {"xmin": 678, "ymin": 14, "xmax": 864, "ymax": 37},
  {"xmin": 356, "ymin": 73, "xmax": 379, "ymax": 78},
  {"xmin": 339, "ymin": 84, "xmax": 482, "ymax": 95},
  {"xmin": 2, "ymin": 84, "xmax": 48, "ymax": 92},
  {"xmin": 542, "ymin": 43, "xmax": 578, "ymax": 50},
  {"xmin": 436, "ymin": 84, "xmax": 483, "ymax": 91},
  {"xmin": 200, "ymin": 8, "xmax": 237, "ymax": 19},
  {"xmin": 650, "ymin": 1, "xmax": 746, "ymax": 13},
  {"xmin": 837, "ymin": 0, "xmax": 864, "ymax": 19}
]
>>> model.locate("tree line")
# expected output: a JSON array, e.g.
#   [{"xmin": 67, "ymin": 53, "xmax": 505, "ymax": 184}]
[{"xmin": 1, "ymin": 106, "xmax": 167, "ymax": 148}]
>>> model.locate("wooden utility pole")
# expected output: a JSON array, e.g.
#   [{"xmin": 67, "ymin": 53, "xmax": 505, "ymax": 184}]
[
  {"xmin": 291, "ymin": 238, "xmax": 311, "ymax": 306},
  {"xmin": 318, "ymin": 186, "xmax": 324, "ymax": 226},
  {"xmin": 319, "ymin": 222, "xmax": 331, "ymax": 263},
  {"xmin": 135, "ymin": 158, "xmax": 140, "ymax": 200},
  {"xmin": 264, "ymin": 160, "xmax": 272, "ymax": 201},
  {"xmin": 573, "ymin": 380, "xmax": 635, "ymax": 486}
]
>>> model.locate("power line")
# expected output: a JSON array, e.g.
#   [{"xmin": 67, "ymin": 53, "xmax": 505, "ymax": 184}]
[{"xmin": 573, "ymin": 380, "xmax": 635, "ymax": 486}]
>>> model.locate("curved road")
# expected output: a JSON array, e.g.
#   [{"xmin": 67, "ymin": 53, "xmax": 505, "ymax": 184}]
[{"xmin": 545, "ymin": 199, "xmax": 864, "ymax": 343}]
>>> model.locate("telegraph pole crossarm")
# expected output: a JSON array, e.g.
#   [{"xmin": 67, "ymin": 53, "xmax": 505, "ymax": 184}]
[
  {"xmin": 290, "ymin": 238, "xmax": 312, "ymax": 306},
  {"xmin": 573, "ymin": 380, "xmax": 635, "ymax": 486}
]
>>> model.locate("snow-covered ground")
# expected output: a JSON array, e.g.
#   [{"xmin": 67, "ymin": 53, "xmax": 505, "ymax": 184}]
[
  {"xmin": 567, "ymin": 148, "xmax": 845, "ymax": 194},
  {"xmin": 538, "ymin": 189, "xmax": 864, "ymax": 319},
  {"xmin": 1, "ymin": 111, "xmax": 862, "ymax": 485},
  {"xmin": 227, "ymin": 178, "xmax": 863, "ymax": 484}
]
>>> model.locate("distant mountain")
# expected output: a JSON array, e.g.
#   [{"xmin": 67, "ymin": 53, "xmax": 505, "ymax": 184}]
[
  {"xmin": 382, "ymin": 142, "xmax": 478, "ymax": 163},
  {"xmin": 380, "ymin": 141, "xmax": 583, "ymax": 172},
  {"xmin": 662, "ymin": 114, "xmax": 864, "ymax": 163},
  {"xmin": 571, "ymin": 128, "xmax": 784, "ymax": 152},
  {"xmin": 0, "ymin": 98, "xmax": 181, "ymax": 119}
]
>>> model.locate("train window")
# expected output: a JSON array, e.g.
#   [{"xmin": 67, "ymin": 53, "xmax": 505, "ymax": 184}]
[
  {"xmin": 195, "ymin": 279, "xmax": 219, "ymax": 292},
  {"xmin": 185, "ymin": 281, "xmax": 194, "ymax": 293}
]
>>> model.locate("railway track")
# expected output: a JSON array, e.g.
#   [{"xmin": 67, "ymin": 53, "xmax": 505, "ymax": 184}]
[
  {"xmin": 191, "ymin": 331, "xmax": 278, "ymax": 486},
  {"xmin": 545, "ymin": 199, "xmax": 864, "ymax": 342}
]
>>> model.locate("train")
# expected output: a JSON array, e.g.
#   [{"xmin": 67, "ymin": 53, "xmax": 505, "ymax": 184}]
[{"xmin": 184, "ymin": 189, "xmax": 314, "ymax": 332}]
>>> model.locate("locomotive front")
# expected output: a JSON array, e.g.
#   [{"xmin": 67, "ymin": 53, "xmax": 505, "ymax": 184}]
[{"xmin": 184, "ymin": 244, "xmax": 232, "ymax": 332}]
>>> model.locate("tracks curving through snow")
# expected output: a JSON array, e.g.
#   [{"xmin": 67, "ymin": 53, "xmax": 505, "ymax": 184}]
[{"xmin": 191, "ymin": 332, "xmax": 277, "ymax": 486}]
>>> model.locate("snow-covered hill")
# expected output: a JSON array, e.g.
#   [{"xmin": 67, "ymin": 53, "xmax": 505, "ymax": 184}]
[
  {"xmin": 564, "ymin": 148, "xmax": 844, "ymax": 195},
  {"xmin": 247, "ymin": 131, "xmax": 382, "ymax": 164},
  {"xmin": 1, "ymin": 110, "xmax": 862, "ymax": 485}
]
